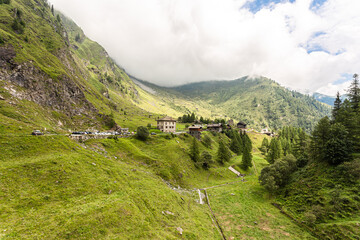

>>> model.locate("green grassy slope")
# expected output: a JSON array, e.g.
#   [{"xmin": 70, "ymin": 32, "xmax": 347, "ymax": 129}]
[
  {"xmin": 276, "ymin": 160, "xmax": 360, "ymax": 240},
  {"xmin": 0, "ymin": 130, "xmax": 316, "ymax": 239},
  {"xmin": 0, "ymin": 135, "xmax": 221, "ymax": 239}
]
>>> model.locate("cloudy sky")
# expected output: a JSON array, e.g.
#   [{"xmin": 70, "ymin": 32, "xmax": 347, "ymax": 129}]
[{"xmin": 51, "ymin": 0, "xmax": 360, "ymax": 95}]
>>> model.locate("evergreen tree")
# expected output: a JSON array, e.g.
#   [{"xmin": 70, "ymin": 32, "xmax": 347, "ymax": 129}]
[
  {"xmin": 332, "ymin": 91, "xmax": 342, "ymax": 122},
  {"xmin": 230, "ymin": 137, "xmax": 241, "ymax": 155},
  {"xmin": 136, "ymin": 126, "xmax": 149, "ymax": 141},
  {"xmin": 293, "ymin": 128, "xmax": 307, "ymax": 159},
  {"xmin": 51, "ymin": 5, "xmax": 54, "ymax": 16},
  {"xmin": 190, "ymin": 137, "xmax": 200, "ymax": 163},
  {"xmin": 241, "ymin": 144, "xmax": 253, "ymax": 170},
  {"xmin": 190, "ymin": 113, "xmax": 196, "ymax": 123},
  {"xmin": 236, "ymin": 132, "xmax": 244, "ymax": 154},
  {"xmin": 348, "ymin": 73, "xmax": 360, "ymax": 111},
  {"xmin": 217, "ymin": 140, "xmax": 231, "ymax": 164},
  {"xmin": 310, "ymin": 117, "xmax": 331, "ymax": 161},
  {"xmin": 242, "ymin": 133, "xmax": 252, "ymax": 151},
  {"xmin": 266, "ymin": 138, "xmax": 281, "ymax": 164},
  {"xmin": 200, "ymin": 151, "xmax": 213, "ymax": 170},
  {"xmin": 260, "ymin": 137, "xmax": 269, "ymax": 154},
  {"xmin": 324, "ymin": 123, "xmax": 352, "ymax": 165},
  {"xmin": 200, "ymin": 116, "xmax": 204, "ymax": 123}
]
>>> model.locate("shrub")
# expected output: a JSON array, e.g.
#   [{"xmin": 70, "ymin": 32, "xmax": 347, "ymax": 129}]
[
  {"xmin": 75, "ymin": 33, "xmax": 81, "ymax": 42},
  {"xmin": 11, "ymin": 19, "xmax": 24, "ymax": 34},
  {"xmin": 136, "ymin": 126, "xmax": 149, "ymax": 141},
  {"xmin": 0, "ymin": 0, "xmax": 11, "ymax": 4},
  {"xmin": 303, "ymin": 211, "xmax": 317, "ymax": 225},
  {"xmin": 107, "ymin": 136, "xmax": 118, "ymax": 142},
  {"xmin": 259, "ymin": 154, "xmax": 297, "ymax": 193}
]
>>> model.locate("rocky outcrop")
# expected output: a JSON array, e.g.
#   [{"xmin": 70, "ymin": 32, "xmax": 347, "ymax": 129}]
[{"xmin": 0, "ymin": 45, "xmax": 96, "ymax": 117}]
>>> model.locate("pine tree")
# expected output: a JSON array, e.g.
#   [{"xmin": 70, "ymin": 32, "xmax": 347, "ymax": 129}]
[
  {"xmin": 190, "ymin": 113, "xmax": 196, "ymax": 123},
  {"xmin": 190, "ymin": 137, "xmax": 200, "ymax": 163},
  {"xmin": 51, "ymin": 5, "xmax": 54, "ymax": 16},
  {"xmin": 229, "ymin": 137, "xmax": 241, "ymax": 155},
  {"xmin": 201, "ymin": 151, "xmax": 213, "ymax": 170},
  {"xmin": 310, "ymin": 117, "xmax": 331, "ymax": 161},
  {"xmin": 324, "ymin": 123, "xmax": 352, "ymax": 165},
  {"xmin": 236, "ymin": 133, "xmax": 243, "ymax": 154},
  {"xmin": 332, "ymin": 91, "xmax": 342, "ymax": 122},
  {"xmin": 266, "ymin": 138, "xmax": 280, "ymax": 164},
  {"xmin": 348, "ymin": 73, "xmax": 360, "ymax": 111},
  {"xmin": 241, "ymin": 144, "xmax": 253, "ymax": 170},
  {"xmin": 217, "ymin": 140, "xmax": 231, "ymax": 164},
  {"xmin": 260, "ymin": 137, "xmax": 269, "ymax": 154}
]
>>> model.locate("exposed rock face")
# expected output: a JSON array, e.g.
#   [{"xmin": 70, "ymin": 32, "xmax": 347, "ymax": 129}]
[{"xmin": 0, "ymin": 45, "xmax": 96, "ymax": 117}]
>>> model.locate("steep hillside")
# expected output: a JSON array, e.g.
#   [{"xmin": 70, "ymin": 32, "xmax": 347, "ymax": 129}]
[
  {"xmin": 0, "ymin": 0, "xmax": 161, "ymax": 134},
  {"xmin": 276, "ymin": 160, "xmax": 360, "ymax": 239},
  {"xmin": 135, "ymin": 77, "xmax": 331, "ymax": 132}
]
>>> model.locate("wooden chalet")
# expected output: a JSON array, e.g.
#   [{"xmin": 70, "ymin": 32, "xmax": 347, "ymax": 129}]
[
  {"xmin": 207, "ymin": 123, "xmax": 222, "ymax": 133},
  {"xmin": 188, "ymin": 125, "xmax": 202, "ymax": 140},
  {"xmin": 237, "ymin": 121, "xmax": 247, "ymax": 130}
]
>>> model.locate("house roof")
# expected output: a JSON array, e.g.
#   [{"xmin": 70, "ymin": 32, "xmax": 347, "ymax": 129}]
[
  {"xmin": 157, "ymin": 116, "xmax": 176, "ymax": 122},
  {"xmin": 207, "ymin": 123, "xmax": 222, "ymax": 128},
  {"xmin": 189, "ymin": 126, "xmax": 202, "ymax": 130}
]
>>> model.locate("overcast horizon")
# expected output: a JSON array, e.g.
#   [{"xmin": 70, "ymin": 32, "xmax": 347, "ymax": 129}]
[{"xmin": 51, "ymin": 0, "xmax": 360, "ymax": 96}]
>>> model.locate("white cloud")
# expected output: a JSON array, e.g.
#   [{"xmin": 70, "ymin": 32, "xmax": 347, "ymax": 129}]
[{"xmin": 51, "ymin": 0, "xmax": 360, "ymax": 95}]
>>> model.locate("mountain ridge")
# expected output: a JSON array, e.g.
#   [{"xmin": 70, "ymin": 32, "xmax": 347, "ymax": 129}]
[{"xmin": 134, "ymin": 76, "xmax": 331, "ymax": 131}]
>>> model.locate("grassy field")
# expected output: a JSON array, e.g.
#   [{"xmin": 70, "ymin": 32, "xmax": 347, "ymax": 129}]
[
  {"xmin": 0, "ymin": 131, "xmax": 317, "ymax": 239},
  {"xmin": 206, "ymin": 153, "xmax": 316, "ymax": 240},
  {"xmin": 0, "ymin": 135, "xmax": 222, "ymax": 239}
]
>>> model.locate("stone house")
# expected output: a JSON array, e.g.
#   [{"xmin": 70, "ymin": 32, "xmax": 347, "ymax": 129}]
[{"xmin": 157, "ymin": 116, "xmax": 176, "ymax": 133}]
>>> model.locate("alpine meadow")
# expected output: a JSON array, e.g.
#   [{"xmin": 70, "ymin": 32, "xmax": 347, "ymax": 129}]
[{"xmin": 0, "ymin": 0, "xmax": 359, "ymax": 239}]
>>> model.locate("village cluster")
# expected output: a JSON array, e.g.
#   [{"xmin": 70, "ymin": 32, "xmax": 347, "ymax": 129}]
[
  {"xmin": 156, "ymin": 116, "xmax": 274, "ymax": 139},
  {"xmin": 32, "ymin": 116, "xmax": 274, "ymax": 139}
]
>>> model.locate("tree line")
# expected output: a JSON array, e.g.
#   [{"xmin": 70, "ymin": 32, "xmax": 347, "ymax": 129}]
[
  {"xmin": 190, "ymin": 129, "xmax": 253, "ymax": 171},
  {"xmin": 259, "ymin": 74, "xmax": 360, "ymax": 193}
]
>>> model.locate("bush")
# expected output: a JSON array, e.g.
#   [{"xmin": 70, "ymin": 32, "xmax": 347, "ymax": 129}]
[
  {"xmin": 303, "ymin": 211, "xmax": 317, "ymax": 225},
  {"xmin": 0, "ymin": 0, "xmax": 11, "ymax": 4},
  {"xmin": 75, "ymin": 33, "xmax": 81, "ymax": 42},
  {"xmin": 259, "ymin": 154, "xmax": 297, "ymax": 193},
  {"xmin": 338, "ymin": 160, "xmax": 360, "ymax": 183},
  {"xmin": 136, "ymin": 126, "xmax": 149, "ymax": 141},
  {"xmin": 11, "ymin": 19, "xmax": 24, "ymax": 34},
  {"xmin": 107, "ymin": 136, "xmax": 118, "ymax": 142}
]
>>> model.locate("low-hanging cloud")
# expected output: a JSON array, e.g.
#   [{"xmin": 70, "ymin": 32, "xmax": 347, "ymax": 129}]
[{"xmin": 51, "ymin": 0, "xmax": 360, "ymax": 95}]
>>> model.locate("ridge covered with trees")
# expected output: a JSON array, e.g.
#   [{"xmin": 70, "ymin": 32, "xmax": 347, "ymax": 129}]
[{"xmin": 259, "ymin": 74, "xmax": 360, "ymax": 239}]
